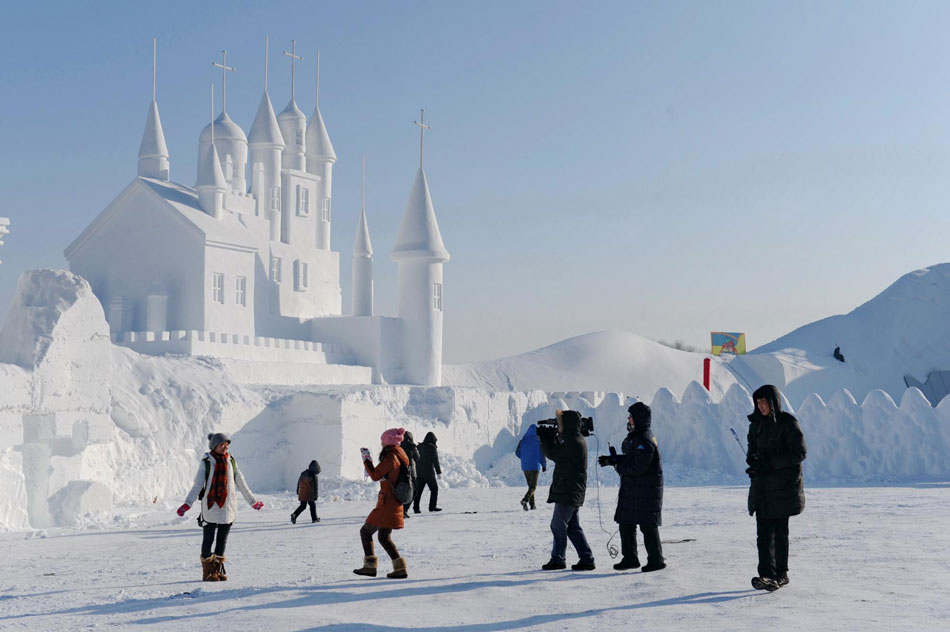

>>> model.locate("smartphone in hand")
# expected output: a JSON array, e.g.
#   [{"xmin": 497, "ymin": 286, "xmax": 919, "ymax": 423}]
[{"xmin": 360, "ymin": 447, "xmax": 371, "ymax": 461}]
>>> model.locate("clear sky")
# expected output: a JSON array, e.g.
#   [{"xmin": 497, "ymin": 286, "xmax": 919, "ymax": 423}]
[{"xmin": 2, "ymin": 1, "xmax": 950, "ymax": 363}]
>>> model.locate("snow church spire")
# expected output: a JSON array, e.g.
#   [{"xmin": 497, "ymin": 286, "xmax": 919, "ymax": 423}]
[
  {"xmin": 393, "ymin": 110, "xmax": 449, "ymax": 386},
  {"xmin": 197, "ymin": 85, "xmax": 226, "ymax": 219},
  {"xmin": 277, "ymin": 39, "xmax": 306, "ymax": 171},
  {"xmin": 137, "ymin": 38, "xmax": 170, "ymax": 181},
  {"xmin": 249, "ymin": 36, "xmax": 285, "ymax": 227},
  {"xmin": 353, "ymin": 156, "xmax": 374, "ymax": 316}
]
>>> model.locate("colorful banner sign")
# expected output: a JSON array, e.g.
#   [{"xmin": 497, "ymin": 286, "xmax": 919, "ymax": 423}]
[{"xmin": 711, "ymin": 332, "xmax": 746, "ymax": 355}]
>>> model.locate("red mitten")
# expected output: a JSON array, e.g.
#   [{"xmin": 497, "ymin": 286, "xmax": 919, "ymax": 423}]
[
  {"xmin": 176, "ymin": 503, "xmax": 190, "ymax": 517},
  {"xmin": 252, "ymin": 501, "xmax": 264, "ymax": 511}
]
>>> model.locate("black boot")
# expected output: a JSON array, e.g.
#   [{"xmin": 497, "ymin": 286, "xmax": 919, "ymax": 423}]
[
  {"xmin": 290, "ymin": 512, "xmax": 298, "ymax": 524},
  {"xmin": 613, "ymin": 557, "xmax": 640, "ymax": 570}
]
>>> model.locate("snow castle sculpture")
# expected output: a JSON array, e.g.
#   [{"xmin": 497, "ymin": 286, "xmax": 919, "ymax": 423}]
[{"xmin": 64, "ymin": 39, "xmax": 449, "ymax": 386}]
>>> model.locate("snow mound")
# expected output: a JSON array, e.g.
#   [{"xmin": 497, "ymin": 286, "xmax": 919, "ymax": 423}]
[{"xmin": 443, "ymin": 330, "xmax": 738, "ymax": 398}]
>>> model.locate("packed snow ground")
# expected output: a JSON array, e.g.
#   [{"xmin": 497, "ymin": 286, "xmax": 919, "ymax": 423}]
[{"xmin": 0, "ymin": 485, "xmax": 947, "ymax": 631}]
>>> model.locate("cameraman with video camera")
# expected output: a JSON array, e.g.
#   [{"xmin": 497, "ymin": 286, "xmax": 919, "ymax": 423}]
[
  {"xmin": 538, "ymin": 410, "xmax": 595, "ymax": 571},
  {"xmin": 598, "ymin": 402, "xmax": 666, "ymax": 572}
]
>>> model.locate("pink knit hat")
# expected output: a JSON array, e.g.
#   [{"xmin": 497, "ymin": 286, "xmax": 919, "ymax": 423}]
[{"xmin": 381, "ymin": 427, "xmax": 406, "ymax": 447}]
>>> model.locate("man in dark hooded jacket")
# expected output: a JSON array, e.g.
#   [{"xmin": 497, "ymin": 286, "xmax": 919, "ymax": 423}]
[
  {"xmin": 291, "ymin": 460, "xmax": 321, "ymax": 524},
  {"xmin": 599, "ymin": 402, "xmax": 665, "ymax": 572},
  {"xmin": 746, "ymin": 384, "xmax": 807, "ymax": 592},
  {"xmin": 413, "ymin": 432, "xmax": 442, "ymax": 512},
  {"xmin": 539, "ymin": 410, "xmax": 595, "ymax": 571}
]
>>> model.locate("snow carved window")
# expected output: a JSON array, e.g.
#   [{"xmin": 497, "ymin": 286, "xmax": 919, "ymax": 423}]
[
  {"xmin": 296, "ymin": 130, "xmax": 303, "ymax": 146},
  {"xmin": 270, "ymin": 256, "xmax": 282, "ymax": 283},
  {"xmin": 212, "ymin": 273, "xmax": 224, "ymax": 304},
  {"xmin": 294, "ymin": 260, "xmax": 309, "ymax": 291},
  {"xmin": 235, "ymin": 276, "xmax": 247, "ymax": 307},
  {"xmin": 432, "ymin": 283, "xmax": 443, "ymax": 311},
  {"xmin": 321, "ymin": 197, "xmax": 331, "ymax": 222},
  {"xmin": 296, "ymin": 185, "xmax": 310, "ymax": 217},
  {"xmin": 270, "ymin": 186, "xmax": 281, "ymax": 212}
]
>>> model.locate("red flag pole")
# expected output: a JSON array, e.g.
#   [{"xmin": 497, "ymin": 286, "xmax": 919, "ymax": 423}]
[{"xmin": 703, "ymin": 357, "xmax": 711, "ymax": 391}]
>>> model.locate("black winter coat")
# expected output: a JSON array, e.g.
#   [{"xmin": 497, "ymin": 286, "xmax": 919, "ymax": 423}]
[
  {"xmin": 614, "ymin": 428, "xmax": 663, "ymax": 525},
  {"xmin": 416, "ymin": 432, "xmax": 441, "ymax": 480},
  {"xmin": 296, "ymin": 460, "xmax": 321, "ymax": 502},
  {"xmin": 402, "ymin": 437, "xmax": 420, "ymax": 481},
  {"xmin": 747, "ymin": 385, "xmax": 807, "ymax": 519},
  {"xmin": 540, "ymin": 411, "xmax": 587, "ymax": 507}
]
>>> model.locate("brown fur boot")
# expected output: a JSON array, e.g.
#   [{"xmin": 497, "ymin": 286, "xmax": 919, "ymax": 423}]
[
  {"xmin": 353, "ymin": 555, "xmax": 378, "ymax": 577},
  {"xmin": 201, "ymin": 556, "xmax": 220, "ymax": 582},
  {"xmin": 212, "ymin": 555, "xmax": 228, "ymax": 581},
  {"xmin": 387, "ymin": 557, "xmax": 408, "ymax": 579}
]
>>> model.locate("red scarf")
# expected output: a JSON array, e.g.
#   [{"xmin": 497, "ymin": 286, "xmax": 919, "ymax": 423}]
[{"xmin": 207, "ymin": 451, "xmax": 229, "ymax": 508}]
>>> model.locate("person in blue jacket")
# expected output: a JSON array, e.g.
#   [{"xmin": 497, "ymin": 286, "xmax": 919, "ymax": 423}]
[{"xmin": 515, "ymin": 424, "xmax": 547, "ymax": 510}]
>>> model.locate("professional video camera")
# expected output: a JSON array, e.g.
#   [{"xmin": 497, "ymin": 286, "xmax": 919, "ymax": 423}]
[{"xmin": 535, "ymin": 413, "xmax": 594, "ymax": 441}]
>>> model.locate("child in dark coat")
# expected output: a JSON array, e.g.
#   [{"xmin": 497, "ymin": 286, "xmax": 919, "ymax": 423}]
[
  {"xmin": 413, "ymin": 432, "xmax": 442, "ymax": 512},
  {"xmin": 291, "ymin": 460, "xmax": 321, "ymax": 524}
]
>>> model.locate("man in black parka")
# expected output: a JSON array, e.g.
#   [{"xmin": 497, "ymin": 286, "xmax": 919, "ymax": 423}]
[
  {"xmin": 746, "ymin": 384, "xmax": 807, "ymax": 592},
  {"xmin": 539, "ymin": 410, "xmax": 595, "ymax": 571},
  {"xmin": 401, "ymin": 431, "xmax": 420, "ymax": 519},
  {"xmin": 413, "ymin": 432, "xmax": 442, "ymax": 512},
  {"xmin": 600, "ymin": 402, "xmax": 665, "ymax": 572}
]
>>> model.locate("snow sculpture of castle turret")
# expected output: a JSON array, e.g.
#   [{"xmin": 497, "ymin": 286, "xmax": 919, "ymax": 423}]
[
  {"xmin": 195, "ymin": 87, "xmax": 227, "ymax": 219},
  {"xmin": 138, "ymin": 40, "xmax": 170, "ymax": 181},
  {"xmin": 198, "ymin": 51, "xmax": 248, "ymax": 198},
  {"xmin": 248, "ymin": 38, "xmax": 285, "ymax": 238},
  {"xmin": 392, "ymin": 110, "xmax": 450, "ymax": 386},
  {"xmin": 352, "ymin": 157, "xmax": 373, "ymax": 316},
  {"xmin": 277, "ymin": 40, "xmax": 307, "ymax": 173},
  {"xmin": 306, "ymin": 52, "xmax": 336, "ymax": 251}
]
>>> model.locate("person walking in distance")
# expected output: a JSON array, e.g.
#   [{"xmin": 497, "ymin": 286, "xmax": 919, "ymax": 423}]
[
  {"xmin": 177, "ymin": 433, "xmax": 263, "ymax": 581},
  {"xmin": 291, "ymin": 459, "xmax": 321, "ymax": 524},
  {"xmin": 400, "ymin": 431, "xmax": 420, "ymax": 519},
  {"xmin": 515, "ymin": 424, "xmax": 546, "ymax": 510},
  {"xmin": 413, "ymin": 432, "xmax": 442, "ymax": 513},
  {"xmin": 353, "ymin": 428, "xmax": 411, "ymax": 579},
  {"xmin": 746, "ymin": 384, "xmax": 807, "ymax": 592}
]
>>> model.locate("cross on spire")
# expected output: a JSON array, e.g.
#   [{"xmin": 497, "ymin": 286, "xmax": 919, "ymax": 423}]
[
  {"xmin": 283, "ymin": 39, "xmax": 303, "ymax": 102},
  {"xmin": 212, "ymin": 50, "xmax": 235, "ymax": 113},
  {"xmin": 414, "ymin": 109, "xmax": 431, "ymax": 169}
]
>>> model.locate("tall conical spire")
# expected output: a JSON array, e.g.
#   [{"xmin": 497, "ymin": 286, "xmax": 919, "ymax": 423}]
[
  {"xmin": 278, "ymin": 39, "xmax": 306, "ymax": 171},
  {"xmin": 352, "ymin": 155, "xmax": 374, "ymax": 316},
  {"xmin": 392, "ymin": 168, "xmax": 449, "ymax": 262},
  {"xmin": 138, "ymin": 38, "xmax": 170, "ymax": 180},
  {"xmin": 197, "ymin": 85, "xmax": 226, "ymax": 218},
  {"xmin": 306, "ymin": 51, "xmax": 336, "ymax": 165},
  {"xmin": 354, "ymin": 156, "xmax": 372, "ymax": 257}
]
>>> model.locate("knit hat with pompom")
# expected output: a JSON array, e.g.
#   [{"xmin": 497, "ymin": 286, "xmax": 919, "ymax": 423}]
[{"xmin": 380, "ymin": 427, "xmax": 406, "ymax": 447}]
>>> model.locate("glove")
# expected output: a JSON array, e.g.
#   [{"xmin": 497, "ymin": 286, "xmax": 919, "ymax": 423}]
[
  {"xmin": 360, "ymin": 447, "xmax": 372, "ymax": 461},
  {"xmin": 176, "ymin": 503, "xmax": 190, "ymax": 517},
  {"xmin": 252, "ymin": 501, "xmax": 264, "ymax": 511}
]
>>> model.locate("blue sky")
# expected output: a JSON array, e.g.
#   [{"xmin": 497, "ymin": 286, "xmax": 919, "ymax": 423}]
[{"xmin": 2, "ymin": 1, "xmax": 950, "ymax": 363}]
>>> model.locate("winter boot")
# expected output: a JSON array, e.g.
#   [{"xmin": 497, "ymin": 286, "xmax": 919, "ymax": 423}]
[
  {"xmin": 212, "ymin": 555, "xmax": 228, "ymax": 581},
  {"xmin": 776, "ymin": 572, "xmax": 789, "ymax": 587},
  {"xmin": 571, "ymin": 560, "xmax": 596, "ymax": 571},
  {"xmin": 353, "ymin": 555, "xmax": 378, "ymax": 577},
  {"xmin": 613, "ymin": 557, "xmax": 641, "ymax": 571},
  {"xmin": 541, "ymin": 560, "xmax": 567, "ymax": 570},
  {"xmin": 752, "ymin": 576, "xmax": 780, "ymax": 592},
  {"xmin": 520, "ymin": 498, "xmax": 529, "ymax": 511},
  {"xmin": 290, "ymin": 511, "xmax": 298, "ymax": 524},
  {"xmin": 312, "ymin": 516, "xmax": 321, "ymax": 523},
  {"xmin": 387, "ymin": 557, "xmax": 408, "ymax": 579},
  {"xmin": 201, "ymin": 556, "xmax": 220, "ymax": 582},
  {"xmin": 641, "ymin": 560, "xmax": 667, "ymax": 573}
]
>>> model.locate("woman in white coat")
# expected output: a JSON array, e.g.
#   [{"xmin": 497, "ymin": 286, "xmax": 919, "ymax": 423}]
[{"xmin": 177, "ymin": 433, "xmax": 263, "ymax": 581}]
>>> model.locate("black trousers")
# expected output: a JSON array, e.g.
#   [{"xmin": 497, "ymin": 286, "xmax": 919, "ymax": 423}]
[
  {"xmin": 413, "ymin": 475, "xmax": 439, "ymax": 511},
  {"xmin": 360, "ymin": 523, "xmax": 400, "ymax": 559},
  {"xmin": 756, "ymin": 515, "xmax": 790, "ymax": 579},
  {"xmin": 619, "ymin": 522, "xmax": 664, "ymax": 565},
  {"xmin": 201, "ymin": 522, "xmax": 232, "ymax": 558},
  {"xmin": 292, "ymin": 501, "xmax": 317, "ymax": 521}
]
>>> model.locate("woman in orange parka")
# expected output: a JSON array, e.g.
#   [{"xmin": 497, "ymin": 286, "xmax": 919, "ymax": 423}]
[{"xmin": 353, "ymin": 427, "xmax": 411, "ymax": 579}]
